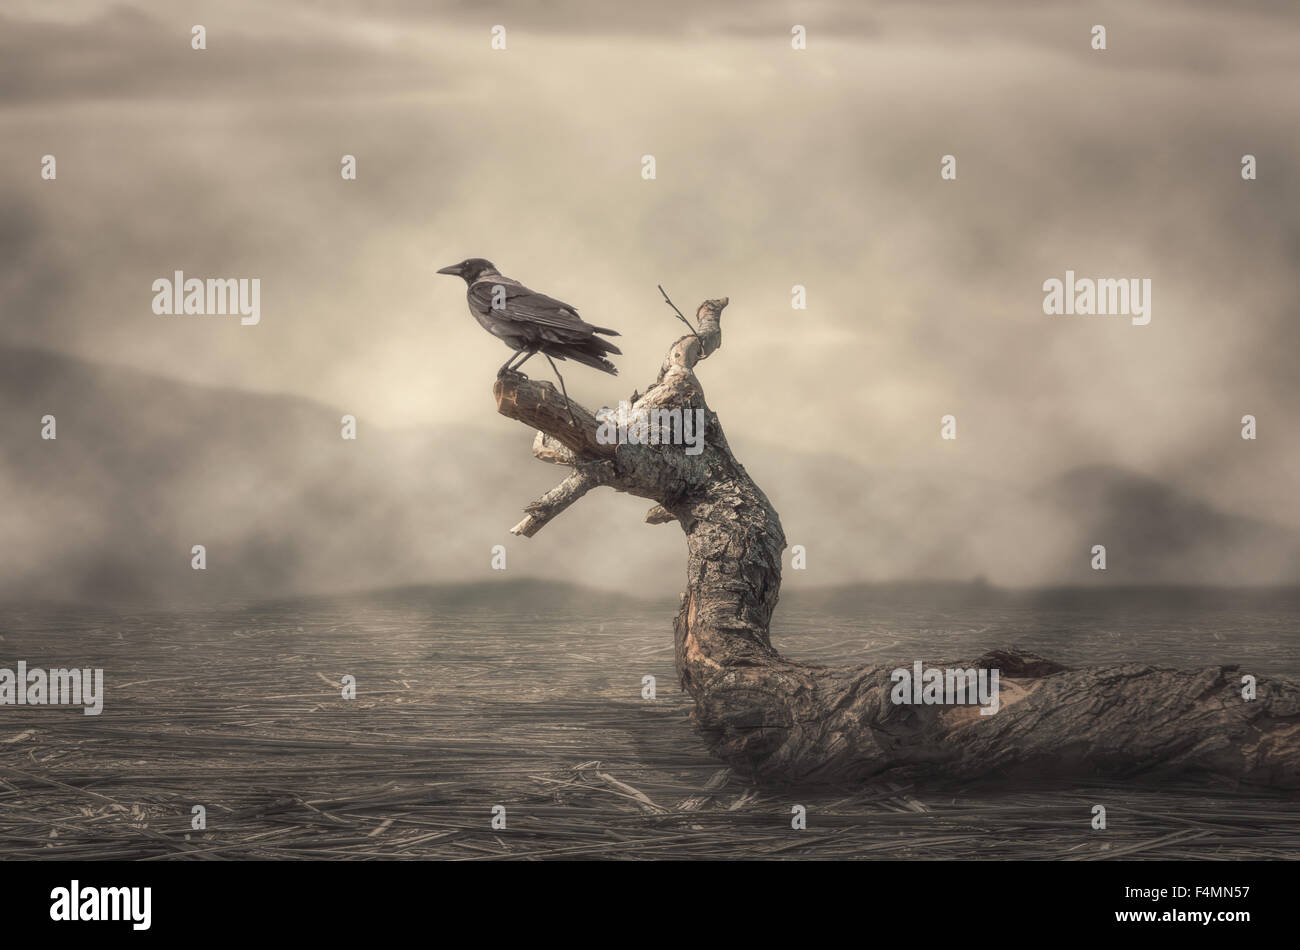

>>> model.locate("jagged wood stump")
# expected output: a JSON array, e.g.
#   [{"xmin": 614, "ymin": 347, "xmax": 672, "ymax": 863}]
[{"xmin": 494, "ymin": 298, "xmax": 1300, "ymax": 788}]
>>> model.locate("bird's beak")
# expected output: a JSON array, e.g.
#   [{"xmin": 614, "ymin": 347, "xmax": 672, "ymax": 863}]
[{"xmin": 436, "ymin": 264, "xmax": 460, "ymax": 276}]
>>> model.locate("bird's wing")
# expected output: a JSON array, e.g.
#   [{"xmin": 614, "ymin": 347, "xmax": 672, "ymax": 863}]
[{"xmin": 468, "ymin": 280, "xmax": 604, "ymax": 337}]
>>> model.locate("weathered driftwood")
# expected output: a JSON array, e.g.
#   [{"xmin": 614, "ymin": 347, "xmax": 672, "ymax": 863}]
[{"xmin": 494, "ymin": 298, "xmax": 1300, "ymax": 788}]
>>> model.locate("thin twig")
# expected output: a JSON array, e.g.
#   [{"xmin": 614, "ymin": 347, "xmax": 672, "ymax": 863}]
[{"xmin": 657, "ymin": 284, "xmax": 702, "ymax": 348}]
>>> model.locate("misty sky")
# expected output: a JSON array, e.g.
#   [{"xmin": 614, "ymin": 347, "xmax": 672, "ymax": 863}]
[{"xmin": 2, "ymin": 0, "xmax": 1298, "ymax": 537}]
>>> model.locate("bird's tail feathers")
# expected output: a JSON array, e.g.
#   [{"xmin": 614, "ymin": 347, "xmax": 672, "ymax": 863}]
[{"xmin": 563, "ymin": 349, "xmax": 619, "ymax": 376}]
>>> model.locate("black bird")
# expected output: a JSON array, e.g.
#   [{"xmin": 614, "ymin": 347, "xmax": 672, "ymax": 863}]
[{"xmin": 436, "ymin": 258, "xmax": 621, "ymax": 422}]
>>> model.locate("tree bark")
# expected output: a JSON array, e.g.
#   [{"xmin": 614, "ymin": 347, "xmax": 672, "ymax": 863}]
[{"xmin": 494, "ymin": 299, "xmax": 1300, "ymax": 788}]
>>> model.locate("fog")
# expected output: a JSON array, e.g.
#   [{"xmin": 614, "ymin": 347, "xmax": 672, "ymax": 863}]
[{"xmin": 2, "ymin": 1, "xmax": 1297, "ymax": 601}]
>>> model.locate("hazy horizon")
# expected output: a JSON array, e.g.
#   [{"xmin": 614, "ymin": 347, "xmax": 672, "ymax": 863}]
[{"xmin": 3, "ymin": 338, "xmax": 1299, "ymax": 604}]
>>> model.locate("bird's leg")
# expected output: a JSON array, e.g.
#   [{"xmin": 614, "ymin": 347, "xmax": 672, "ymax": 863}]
[
  {"xmin": 497, "ymin": 351, "xmax": 522, "ymax": 376},
  {"xmin": 499, "ymin": 349, "xmax": 537, "ymax": 378},
  {"xmin": 544, "ymin": 354, "xmax": 580, "ymax": 427},
  {"xmin": 498, "ymin": 350, "xmax": 534, "ymax": 378}
]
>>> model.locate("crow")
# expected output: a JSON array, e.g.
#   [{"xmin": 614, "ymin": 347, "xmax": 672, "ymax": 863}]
[{"xmin": 437, "ymin": 258, "xmax": 621, "ymax": 424}]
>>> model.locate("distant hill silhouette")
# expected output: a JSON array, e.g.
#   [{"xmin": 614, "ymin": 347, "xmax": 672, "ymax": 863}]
[
  {"xmin": 1032, "ymin": 465, "xmax": 1300, "ymax": 584},
  {"xmin": 330, "ymin": 578, "xmax": 666, "ymax": 611}
]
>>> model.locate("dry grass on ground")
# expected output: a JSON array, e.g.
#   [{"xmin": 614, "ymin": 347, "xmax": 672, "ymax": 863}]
[{"xmin": 1, "ymin": 599, "xmax": 1295, "ymax": 860}]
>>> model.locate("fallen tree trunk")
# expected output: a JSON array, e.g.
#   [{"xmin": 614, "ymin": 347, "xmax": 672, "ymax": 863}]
[{"xmin": 494, "ymin": 298, "xmax": 1300, "ymax": 787}]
